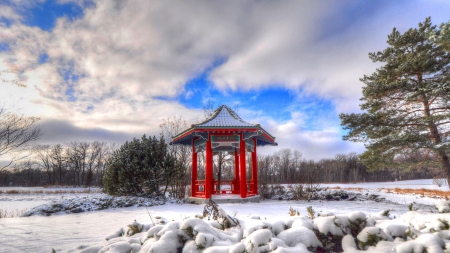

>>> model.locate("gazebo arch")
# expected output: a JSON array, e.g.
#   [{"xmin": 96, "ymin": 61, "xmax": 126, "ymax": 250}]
[{"xmin": 171, "ymin": 105, "xmax": 277, "ymax": 203}]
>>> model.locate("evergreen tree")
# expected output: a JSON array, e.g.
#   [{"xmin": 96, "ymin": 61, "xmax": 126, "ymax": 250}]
[
  {"xmin": 103, "ymin": 135, "xmax": 178, "ymax": 196},
  {"xmin": 428, "ymin": 20, "xmax": 450, "ymax": 52},
  {"xmin": 340, "ymin": 18, "xmax": 450, "ymax": 185}
]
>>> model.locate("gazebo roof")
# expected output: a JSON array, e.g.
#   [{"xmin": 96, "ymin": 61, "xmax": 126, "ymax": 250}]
[
  {"xmin": 171, "ymin": 105, "xmax": 277, "ymax": 147},
  {"xmin": 196, "ymin": 105, "xmax": 255, "ymax": 128}
]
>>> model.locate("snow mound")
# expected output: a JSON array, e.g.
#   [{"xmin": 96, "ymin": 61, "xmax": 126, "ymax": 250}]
[
  {"xmin": 276, "ymin": 226, "xmax": 322, "ymax": 247},
  {"xmin": 21, "ymin": 195, "xmax": 165, "ymax": 217},
  {"xmin": 67, "ymin": 200, "xmax": 450, "ymax": 253},
  {"xmin": 435, "ymin": 200, "xmax": 450, "ymax": 213}
]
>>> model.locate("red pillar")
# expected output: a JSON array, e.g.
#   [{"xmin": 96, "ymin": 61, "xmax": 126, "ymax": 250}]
[
  {"xmin": 191, "ymin": 139, "xmax": 198, "ymax": 197},
  {"xmin": 252, "ymin": 138, "xmax": 258, "ymax": 195},
  {"xmin": 234, "ymin": 148, "xmax": 240, "ymax": 194},
  {"xmin": 205, "ymin": 134, "xmax": 213, "ymax": 199},
  {"xmin": 239, "ymin": 134, "xmax": 247, "ymax": 198}
]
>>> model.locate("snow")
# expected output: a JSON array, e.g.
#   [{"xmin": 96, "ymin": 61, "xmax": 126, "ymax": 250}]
[
  {"xmin": 395, "ymin": 234, "xmax": 445, "ymax": 253},
  {"xmin": 2, "ymin": 179, "xmax": 450, "ymax": 252},
  {"xmin": 313, "ymin": 216, "xmax": 344, "ymax": 236},
  {"xmin": 243, "ymin": 229, "xmax": 272, "ymax": 252},
  {"xmin": 436, "ymin": 200, "xmax": 450, "ymax": 213},
  {"xmin": 357, "ymin": 227, "xmax": 392, "ymax": 247},
  {"xmin": 276, "ymin": 226, "xmax": 322, "ymax": 247}
]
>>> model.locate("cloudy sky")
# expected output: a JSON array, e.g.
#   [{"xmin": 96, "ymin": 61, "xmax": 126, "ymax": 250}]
[{"xmin": 1, "ymin": 0, "xmax": 450, "ymax": 160}]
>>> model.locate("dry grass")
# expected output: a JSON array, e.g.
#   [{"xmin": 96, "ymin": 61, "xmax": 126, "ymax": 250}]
[
  {"xmin": 327, "ymin": 186, "xmax": 363, "ymax": 192},
  {"xmin": 327, "ymin": 186, "xmax": 341, "ymax": 190},
  {"xmin": 0, "ymin": 189, "xmax": 102, "ymax": 195},
  {"xmin": 288, "ymin": 206, "xmax": 300, "ymax": 216},
  {"xmin": 382, "ymin": 187, "xmax": 450, "ymax": 199},
  {"xmin": 0, "ymin": 208, "xmax": 29, "ymax": 219},
  {"xmin": 343, "ymin": 187, "xmax": 363, "ymax": 192}
]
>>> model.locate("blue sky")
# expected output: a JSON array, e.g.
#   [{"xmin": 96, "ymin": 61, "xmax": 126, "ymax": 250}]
[{"xmin": 1, "ymin": 0, "xmax": 450, "ymax": 160}]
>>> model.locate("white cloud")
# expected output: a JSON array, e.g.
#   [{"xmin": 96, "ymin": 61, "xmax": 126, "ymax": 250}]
[
  {"xmin": 1, "ymin": 0, "xmax": 449, "ymax": 158},
  {"xmin": 0, "ymin": 5, "xmax": 21, "ymax": 21}
]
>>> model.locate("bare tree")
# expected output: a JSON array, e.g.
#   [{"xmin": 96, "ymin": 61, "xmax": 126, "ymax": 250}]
[
  {"xmin": 160, "ymin": 117, "xmax": 191, "ymax": 198},
  {"xmin": 33, "ymin": 144, "xmax": 53, "ymax": 185},
  {"xmin": 0, "ymin": 107, "xmax": 42, "ymax": 169},
  {"xmin": 51, "ymin": 144, "xmax": 65, "ymax": 185}
]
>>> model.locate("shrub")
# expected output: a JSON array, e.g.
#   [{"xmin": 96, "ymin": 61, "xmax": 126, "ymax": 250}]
[{"xmin": 103, "ymin": 135, "xmax": 177, "ymax": 197}]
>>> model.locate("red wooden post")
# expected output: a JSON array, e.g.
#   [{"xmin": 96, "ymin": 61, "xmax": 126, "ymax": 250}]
[
  {"xmin": 239, "ymin": 134, "xmax": 247, "ymax": 198},
  {"xmin": 252, "ymin": 138, "xmax": 258, "ymax": 195},
  {"xmin": 234, "ymin": 148, "xmax": 240, "ymax": 194},
  {"xmin": 191, "ymin": 139, "xmax": 198, "ymax": 197},
  {"xmin": 205, "ymin": 134, "xmax": 213, "ymax": 199}
]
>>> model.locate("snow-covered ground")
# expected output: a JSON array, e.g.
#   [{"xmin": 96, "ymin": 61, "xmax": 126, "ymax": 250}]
[
  {"xmin": 325, "ymin": 179, "xmax": 449, "ymax": 206},
  {"xmin": 0, "ymin": 187, "xmax": 105, "ymax": 212},
  {"xmin": 326, "ymin": 179, "xmax": 446, "ymax": 189},
  {"xmin": 0, "ymin": 180, "xmax": 449, "ymax": 253}
]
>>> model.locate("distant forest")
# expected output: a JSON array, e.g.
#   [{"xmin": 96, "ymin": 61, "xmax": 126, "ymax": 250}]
[{"xmin": 0, "ymin": 142, "xmax": 431, "ymax": 188}]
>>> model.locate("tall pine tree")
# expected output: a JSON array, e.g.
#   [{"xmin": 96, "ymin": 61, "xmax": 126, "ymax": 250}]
[{"xmin": 340, "ymin": 18, "xmax": 450, "ymax": 185}]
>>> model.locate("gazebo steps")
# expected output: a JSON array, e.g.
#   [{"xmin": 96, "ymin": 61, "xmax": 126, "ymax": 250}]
[{"xmin": 188, "ymin": 195, "xmax": 261, "ymax": 204}]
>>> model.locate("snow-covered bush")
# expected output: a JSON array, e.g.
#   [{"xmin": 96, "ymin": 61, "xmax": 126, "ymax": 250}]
[
  {"xmin": 22, "ymin": 195, "xmax": 165, "ymax": 217},
  {"xmin": 243, "ymin": 229, "xmax": 272, "ymax": 252},
  {"xmin": 436, "ymin": 200, "xmax": 450, "ymax": 213},
  {"xmin": 395, "ymin": 234, "xmax": 445, "ymax": 253},
  {"xmin": 69, "ymin": 200, "xmax": 450, "ymax": 253},
  {"xmin": 312, "ymin": 215, "xmax": 345, "ymax": 252},
  {"xmin": 357, "ymin": 227, "xmax": 392, "ymax": 250},
  {"xmin": 277, "ymin": 227, "xmax": 322, "ymax": 248},
  {"xmin": 127, "ymin": 220, "xmax": 145, "ymax": 236},
  {"xmin": 369, "ymin": 210, "xmax": 392, "ymax": 221}
]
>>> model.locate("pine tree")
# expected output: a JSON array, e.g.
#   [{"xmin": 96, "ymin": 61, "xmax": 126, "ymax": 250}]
[
  {"xmin": 428, "ymin": 20, "xmax": 450, "ymax": 52},
  {"xmin": 103, "ymin": 135, "xmax": 178, "ymax": 196},
  {"xmin": 340, "ymin": 18, "xmax": 450, "ymax": 186}
]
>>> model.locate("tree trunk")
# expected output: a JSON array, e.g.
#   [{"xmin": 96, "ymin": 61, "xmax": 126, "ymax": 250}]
[
  {"xmin": 422, "ymin": 96, "xmax": 450, "ymax": 188},
  {"xmin": 437, "ymin": 150, "xmax": 450, "ymax": 188}
]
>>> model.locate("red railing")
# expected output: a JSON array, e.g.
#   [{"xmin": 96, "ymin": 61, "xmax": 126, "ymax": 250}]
[
  {"xmin": 192, "ymin": 179, "xmax": 256, "ymax": 197},
  {"xmin": 213, "ymin": 180, "xmax": 234, "ymax": 194},
  {"xmin": 193, "ymin": 180, "xmax": 205, "ymax": 197},
  {"xmin": 247, "ymin": 179, "xmax": 256, "ymax": 196}
]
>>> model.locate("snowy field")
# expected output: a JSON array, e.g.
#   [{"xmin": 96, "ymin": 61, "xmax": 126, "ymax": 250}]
[
  {"xmin": 0, "ymin": 180, "xmax": 449, "ymax": 253},
  {"xmin": 0, "ymin": 187, "xmax": 104, "ymax": 211}
]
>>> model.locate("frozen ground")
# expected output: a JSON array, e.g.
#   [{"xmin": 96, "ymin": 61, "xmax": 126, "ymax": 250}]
[
  {"xmin": 0, "ymin": 187, "xmax": 105, "ymax": 212},
  {"xmin": 325, "ymin": 179, "xmax": 448, "ymax": 206},
  {"xmin": 0, "ymin": 179, "xmax": 449, "ymax": 253},
  {"xmin": 326, "ymin": 179, "xmax": 446, "ymax": 189}
]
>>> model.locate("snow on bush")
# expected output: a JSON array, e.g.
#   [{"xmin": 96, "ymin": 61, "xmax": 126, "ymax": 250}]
[
  {"xmin": 243, "ymin": 229, "xmax": 272, "ymax": 252},
  {"xmin": 357, "ymin": 227, "xmax": 392, "ymax": 249},
  {"xmin": 395, "ymin": 234, "xmax": 445, "ymax": 253},
  {"xmin": 383, "ymin": 224, "xmax": 409, "ymax": 239},
  {"xmin": 402, "ymin": 211, "xmax": 450, "ymax": 232},
  {"xmin": 271, "ymin": 220, "xmax": 288, "ymax": 235},
  {"xmin": 313, "ymin": 216, "xmax": 345, "ymax": 237},
  {"xmin": 21, "ymin": 195, "xmax": 165, "ymax": 216},
  {"xmin": 369, "ymin": 210, "xmax": 392, "ymax": 221},
  {"xmin": 141, "ymin": 230, "xmax": 182, "ymax": 253},
  {"xmin": 289, "ymin": 217, "xmax": 314, "ymax": 231},
  {"xmin": 435, "ymin": 200, "xmax": 450, "ymax": 213},
  {"xmin": 69, "ymin": 201, "xmax": 450, "ymax": 253},
  {"xmin": 271, "ymin": 243, "xmax": 309, "ymax": 253},
  {"xmin": 276, "ymin": 226, "xmax": 322, "ymax": 248}
]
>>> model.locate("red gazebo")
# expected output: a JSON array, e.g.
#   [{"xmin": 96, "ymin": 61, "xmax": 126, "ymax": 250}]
[{"xmin": 171, "ymin": 105, "xmax": 277, "ymax": 202}]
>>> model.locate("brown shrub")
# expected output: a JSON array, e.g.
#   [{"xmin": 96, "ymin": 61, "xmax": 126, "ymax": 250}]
[
  {"xmin": 0, "ymin": 208, "xmax": 29, "ymax": 219},
  {"xmin": 386, "ymin": 188, "xmax": 450, "ymax": 198}
]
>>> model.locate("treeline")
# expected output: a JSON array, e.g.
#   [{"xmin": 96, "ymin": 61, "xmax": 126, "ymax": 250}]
[
  {"xmin": 258, "ymin": 149, "xmax": 430, "ymax": 184},
  {"xmin": 0, "ymin": 141, "xmax": 114, "ymax": 187},
  {"xmin": 2, "ymin": 145, "xmax": 432, "ymax": 190}
]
